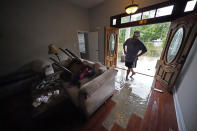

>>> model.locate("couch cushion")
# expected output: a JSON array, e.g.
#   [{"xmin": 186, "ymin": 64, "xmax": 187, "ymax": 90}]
[
  {"xmin": 94, "ymin": 62, "xmax": 107, "ymax": 75},
  {"xmin": 62, "ymin": 75, "xmax": 96, "ymax": 106},
  {"xmin": 79, "ymin": 69, "xmax": 117, "ymax": 98},
  {"xmin": 82, "ymin": 60, "xmax": 95, "ymax": 68}
]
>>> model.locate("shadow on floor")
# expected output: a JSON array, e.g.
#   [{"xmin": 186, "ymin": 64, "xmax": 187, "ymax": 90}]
[{"xmin": 1, "ymin": 98, "xmax": 86, "ymax": 131}]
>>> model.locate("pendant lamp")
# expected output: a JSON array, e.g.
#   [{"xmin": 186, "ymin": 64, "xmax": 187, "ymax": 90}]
[{"xmin": 125, "ymin": 0, "xmax": 139, "ymax": 14}]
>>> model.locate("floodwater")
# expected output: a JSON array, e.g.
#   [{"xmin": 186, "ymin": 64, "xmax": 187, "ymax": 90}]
[
  {"xmin": 114, "ymin": 68, "xmax": 154, "ymax": 99},
  {"xmin": 117, "ymin": 56, "xmax": 159, "ymax": 76},
  {"xmin": 103, "ymin": 69, "xmax": 154, "ymax": 130}
]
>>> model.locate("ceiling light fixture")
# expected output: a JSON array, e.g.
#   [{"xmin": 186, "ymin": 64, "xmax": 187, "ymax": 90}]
[{"xmin": 125, "ymin": 0, "xmax": 139, "ymax": 14}]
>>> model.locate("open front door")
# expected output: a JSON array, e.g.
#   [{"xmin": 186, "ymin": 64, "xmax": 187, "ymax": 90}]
[
  {"xmin": 156, "ymin": 13, "xmax": 197, "ymax": 92},
  {"xmin": 105, "ymin": 27, "xmax": 119, "ymax": 68}
]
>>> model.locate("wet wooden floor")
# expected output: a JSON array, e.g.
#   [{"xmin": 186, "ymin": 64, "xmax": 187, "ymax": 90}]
[{"xmin": 76, "ymin": 80, "xmax": 178, "ymax": 131}]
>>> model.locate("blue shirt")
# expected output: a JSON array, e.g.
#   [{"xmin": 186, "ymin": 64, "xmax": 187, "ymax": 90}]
[{"xmin": 123, "ymin": 38, "xmax": 147, "ymax": 62}]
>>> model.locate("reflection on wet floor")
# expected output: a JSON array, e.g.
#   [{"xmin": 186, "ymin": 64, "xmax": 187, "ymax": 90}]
[
  {"xmin": 117, "ymin": 56, "xmax": 158, "ymax": 76},
  {"xmin": 115, "ymin": 69, "xmax": 154, "ymax": 99},
  {"xmin": 103, "ymin": 69, "xmax": 154, "ymax": 130}
]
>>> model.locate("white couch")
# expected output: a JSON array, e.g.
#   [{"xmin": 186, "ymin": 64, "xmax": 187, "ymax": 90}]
[{"xmin": 61, "ymin": 59, "xmax": 117, "ymax": 117}]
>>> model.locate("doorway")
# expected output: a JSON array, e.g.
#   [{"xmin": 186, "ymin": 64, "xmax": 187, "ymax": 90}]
[
  {"xmin": 116, "ymin": 22, "xmax": 171, "ymax": 76},
  {"xmin": 77, "ymin": 32, "xmax": 99, "ymax": 62},
  {"xmin": 77, "ymin": 32, "xmax": 89, "ymax": 60}
]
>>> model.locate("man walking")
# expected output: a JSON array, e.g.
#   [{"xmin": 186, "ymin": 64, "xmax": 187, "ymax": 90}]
[{"xmin": 123, "ymin": 30, "xmax": 147, "ymax": 80}]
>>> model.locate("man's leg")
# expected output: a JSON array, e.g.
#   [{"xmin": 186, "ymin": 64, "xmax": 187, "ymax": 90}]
[
  {"xmin": 130, "ymin": 68, "xmax": 136, "ymax": 78},
  {"xmin": 126, "ymin": 68, "xmax": 130, "ymax": 80}
]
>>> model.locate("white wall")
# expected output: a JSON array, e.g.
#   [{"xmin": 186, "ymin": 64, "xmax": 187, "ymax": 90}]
[
  {"xmin": 174, "ymin": 36, "xmax": 197, "ymax": 131},
  {"xmin": 0, "ymin": 0, "xmax": 89, "ymax": 76},
  {"xmin": 88, "ymin": 0, "xmax": 168, "ymax": 63}
]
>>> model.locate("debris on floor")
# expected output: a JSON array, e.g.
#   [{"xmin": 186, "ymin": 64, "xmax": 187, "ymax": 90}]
[{"xmin": 153, "ymin": 88, "xmax": 163, "ymax": 93}]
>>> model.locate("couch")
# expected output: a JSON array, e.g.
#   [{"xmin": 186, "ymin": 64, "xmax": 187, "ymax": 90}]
[{"xmin": 61, "ymin": 59, "xmax": 117, "ymax": 117}]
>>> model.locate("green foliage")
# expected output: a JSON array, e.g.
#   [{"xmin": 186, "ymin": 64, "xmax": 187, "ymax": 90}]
[
  {"xmin": 118, "ymin": 22, "xmax": 171, "ymax": 57},
  {"xmin": 129, "ymin": 22, "xmax": 171, "ymax": 41},
  {"xmin": 119, "ymin": 28, "xmax": 126, "ymax": 44}
]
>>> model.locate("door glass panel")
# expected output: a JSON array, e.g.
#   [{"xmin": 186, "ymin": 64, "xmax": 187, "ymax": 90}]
[
  {"xmin": 167, "ymin": 28, "xmax": 184, "ymax": 63},
  {"xmin": 142, "ymin": 10, "xmax": 156, "ymax": 19},
  {"xmin": 109, "ymin": 34, "xmax": 115, "ymax": 56},
  {"xmin": 156, "ymin": 5, "xmax": 174, "ymax": 17},
  {"xmin": 121, "ymin": 16, "xmax": 130, "ymax": 24},
  {"xmin": 184, "ymin": 0, "xmax": 197, "ymax": 12},
  {"xmin": 113, "ymin": 19, "xmax": 117, "ymax": 25},
  {"xmin": 130, "ymin": 13, "xmax": 142, "ymax": 22}
]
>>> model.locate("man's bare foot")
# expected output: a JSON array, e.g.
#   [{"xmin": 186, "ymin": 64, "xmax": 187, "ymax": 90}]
[
  {"xmin": 126, "ymin": 77, "xmax": 129, "ymax": 81},
  {"xmin": 130, "ymin": 77, "xmax": 134, "ymax": 80},
  {"xmin": 130, "ymin": 72, "xmax": 136, "ymax": 78}
]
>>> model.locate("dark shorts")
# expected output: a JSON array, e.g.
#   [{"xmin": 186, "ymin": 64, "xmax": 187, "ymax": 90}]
[{"xmin": 125, "ymin": 61, "xmax": 137, "ymax": 68}]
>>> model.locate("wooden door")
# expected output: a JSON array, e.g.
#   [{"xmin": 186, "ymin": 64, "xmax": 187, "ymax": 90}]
[
  {"xmin": 156, "ymin": 13, "xmax": 197, "ymax": 92},
  {"xmin": 105, "ymin": 27, "xmax": 119, "ymax": 68}
]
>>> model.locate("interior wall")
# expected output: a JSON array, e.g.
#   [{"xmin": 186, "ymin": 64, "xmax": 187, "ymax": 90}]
[
  {"xmin": 0, "ymin": 0, "xmax": 89, "ymax": 76},
  {"xmin": 88, "ymin": 0, "xmax": 168, "ymax": 64},
  {"xmin": 174, "ymin": 36, "xmax": 197, "ymax": 131}
]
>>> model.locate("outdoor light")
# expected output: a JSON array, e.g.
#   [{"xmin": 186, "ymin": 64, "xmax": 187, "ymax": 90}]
[{"xmin": 125, "ymin": 0, "xmax": 139, "ymax": 14}]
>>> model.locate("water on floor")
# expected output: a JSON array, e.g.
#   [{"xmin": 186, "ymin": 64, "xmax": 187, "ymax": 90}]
[
  {"xmin": 117, "ymin": 56, "xmax": 159, "ymax": 76},
  {"xmin": 115, "ymin": 69, "xmax": 154, "ymax": 98},
  {"xmin": 103, "ymin": 69, "xmax": 154, "ymax": 130}
]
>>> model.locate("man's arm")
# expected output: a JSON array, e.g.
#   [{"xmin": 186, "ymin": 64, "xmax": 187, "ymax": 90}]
[
  {"xmin": 123, "ymin": 42, "xmax": 127, "ymax": 55},
  {"xmin": 134, "ymin": 41, "xmax": 147, "ymax": 58},
  {"xmin": 135, "ymin": 50, "xmax": 146, "ymax": 58}
]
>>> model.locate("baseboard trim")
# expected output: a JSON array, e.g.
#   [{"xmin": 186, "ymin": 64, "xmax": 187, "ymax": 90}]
[{"xmin": 173, "ymin": 90, "xmax": 186, "ymax": 131}]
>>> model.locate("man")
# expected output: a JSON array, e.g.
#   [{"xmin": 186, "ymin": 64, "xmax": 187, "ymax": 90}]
[{"xmin": 123, "ymin": 30, "xmax": 147, "ymax": 80}]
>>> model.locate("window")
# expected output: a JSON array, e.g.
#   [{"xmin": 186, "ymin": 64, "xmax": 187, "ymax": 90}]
[
  {"xmin": 156, "ymin": 5, "xmax": 174, "ymax": 17},
  {"xmin": 142, "ymin": 10, "xmax": 156, "ymax": 19},
  {"xmin": 78, "ymin": 33, "xmax": 86, "ymax": 53},
  {"xmin": 167, "ymin": 28, "xmax": 184, "ymax": 63},
  {"xmin": 121, "ymin": 16, "xmax": 130, "ymax": 24},
  {"xmin": 111, "ymin": 1, "xmax": 193, "ymax": 28},
  {"xmin": 130, "ymin": 13, "xmax": 142, "ymax": 22},
  {"xmin": 184, "ymin": 0, "xmax": 197, "ymax": 12},
  {"xmin": 113, "ymin": 19, "xmax": 117, "ymax": 25}
]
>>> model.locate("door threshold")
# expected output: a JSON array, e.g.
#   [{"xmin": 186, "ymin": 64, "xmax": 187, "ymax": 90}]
[{"xmin": 115, "ymin": 67, "xmax": 154, "ymax": 77}]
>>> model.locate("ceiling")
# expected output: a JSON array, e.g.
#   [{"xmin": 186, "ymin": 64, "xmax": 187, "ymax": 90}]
[{"xmin": 68, "ymin": 0, "xmax": 105, "ymax": 8}]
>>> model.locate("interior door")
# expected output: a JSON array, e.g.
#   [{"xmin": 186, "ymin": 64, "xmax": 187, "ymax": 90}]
[
  {"xmin": 105, "ymin": 27, "xmax": 119, "ymax": 68},
  {"xmin": 156, "ymin": 13, "xmax": 197, "ymax": 92},
  {"xmin": 88, "ymin": 32, "xmax": 99, "ymax": 62}
]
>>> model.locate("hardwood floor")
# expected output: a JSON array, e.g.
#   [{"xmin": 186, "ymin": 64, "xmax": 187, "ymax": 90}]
[
  {"xmin": 111, "ymin": 123, "xmax": 124, "ymax": 131},
  {"xmin": 141, "ymin": 81, "xmax": 178, "ymax": 131},
  {"xmin": 76, "ymin": 80, "xmax": 178, "ymax": 131},
  {"xmin": 79, "ymin": 99, "xmax": 115, "ymax": 131},
  {"xmin": 127, "ymin": 114, "xmax": 142, "ymax": 131}
]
